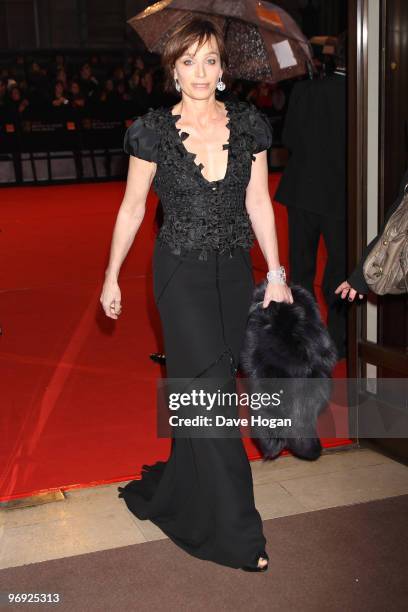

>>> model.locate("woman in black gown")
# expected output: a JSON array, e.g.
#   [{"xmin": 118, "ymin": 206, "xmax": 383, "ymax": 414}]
[{"xmin": 100, "ymin": 16, "xmax": 293, "ymax": 571}]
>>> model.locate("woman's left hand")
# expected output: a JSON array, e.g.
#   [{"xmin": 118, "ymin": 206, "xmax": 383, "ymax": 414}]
[{"xmin": 262, "ymin": 282, "xmax": 294, "ymax": 307}]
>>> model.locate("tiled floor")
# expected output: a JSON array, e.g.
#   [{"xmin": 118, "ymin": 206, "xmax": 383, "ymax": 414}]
[{"xmin": 1, "ymin": 446, "xmax": 408, "ymax": 569}]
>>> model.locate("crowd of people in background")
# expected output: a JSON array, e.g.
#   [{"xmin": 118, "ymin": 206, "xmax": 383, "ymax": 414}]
[
  {"xmin": 0, "ymin": 50, "xmax": 292, "ymax": 130},
  {"xmin": 0, "ymin": 52, "xmax": 163, "ymax": 121}
]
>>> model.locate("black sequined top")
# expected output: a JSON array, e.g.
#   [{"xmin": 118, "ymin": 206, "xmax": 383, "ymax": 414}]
[{"xmin": 123, "ymin": 98, "xmax": 273, "ymax": 261}]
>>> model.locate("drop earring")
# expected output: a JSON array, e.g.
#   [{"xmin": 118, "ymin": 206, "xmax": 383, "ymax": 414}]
[
  {"xmin": 174, "ymin": 78, "xmax": 181, "ymax": 92},
  {"xmin": 216, "ymin": 75, "xmax": 226, "ymax": 91}
]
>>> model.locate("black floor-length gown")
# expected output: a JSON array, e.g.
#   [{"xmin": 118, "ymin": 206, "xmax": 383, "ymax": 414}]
[{"xmin": 118, "ymin": 97, "xmax": 273, "ymax": 569}]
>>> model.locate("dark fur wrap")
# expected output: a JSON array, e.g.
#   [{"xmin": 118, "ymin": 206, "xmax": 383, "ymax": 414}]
[{"xmin": 239, "ymin": 281, "xmax": 338, "ymax": 460}]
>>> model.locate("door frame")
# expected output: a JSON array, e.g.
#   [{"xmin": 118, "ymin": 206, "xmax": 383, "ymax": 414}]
[{"xmin": 347, "ymin": 0, "xmax": 369, "ymax": 379}]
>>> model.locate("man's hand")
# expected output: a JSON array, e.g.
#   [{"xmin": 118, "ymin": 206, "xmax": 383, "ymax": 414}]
[{"xmin": 335, "ymin": 281, "xmax": 364, "ymax": 301}]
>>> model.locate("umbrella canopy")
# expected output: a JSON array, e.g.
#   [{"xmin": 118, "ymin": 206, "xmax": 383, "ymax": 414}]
[{"xmin": 128, "ymin": 0, "xmax": 313, "ymax": 83}]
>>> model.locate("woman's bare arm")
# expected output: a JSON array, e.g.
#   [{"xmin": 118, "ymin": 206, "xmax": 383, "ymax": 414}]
[
  {"xmin": 245, "ymin": 151, "xmax": 293, "ymax": 306},
  {"xmin": 100, "ymin": 155, "xmax": 156, "ymax": 318},
  {"xmin": 105, "ymin": 155, "xmax": 156, "ymax": 280}
]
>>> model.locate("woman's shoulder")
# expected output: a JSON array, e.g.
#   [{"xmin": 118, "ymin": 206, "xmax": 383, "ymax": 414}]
[
  {"xmin": 227, "ymin": 97, "xmax": 273, "ymax": 154},
  {"xmin": 127, "ymin": 106, "xmax": 167, "ymax": 134},
  {"xmin": 226, "ymin": 97, "xmax": 267, "ymax": 119},
  {"xmin": 123, "ymin": 107, "xmax": 168, "ymax": 161}
]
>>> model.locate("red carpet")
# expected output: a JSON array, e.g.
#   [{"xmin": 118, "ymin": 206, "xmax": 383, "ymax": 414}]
[{"xmin": 0, "ymin": 175, "xmax": 351, "ymax": 502}]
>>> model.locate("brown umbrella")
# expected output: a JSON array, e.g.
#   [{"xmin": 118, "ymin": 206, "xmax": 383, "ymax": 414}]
[{"xmin": 128, "ymin": 0, "xmax": 313, "ymax": 83}]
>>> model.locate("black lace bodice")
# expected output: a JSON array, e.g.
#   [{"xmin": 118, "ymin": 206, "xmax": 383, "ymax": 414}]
[{"xmin": 123, "ymin": 98, "xmax": 272, "ymax": 260}]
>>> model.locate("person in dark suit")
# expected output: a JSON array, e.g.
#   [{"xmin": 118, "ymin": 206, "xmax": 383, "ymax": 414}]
[
  {"xmin": 336, "ymin": 167, "xmax": 408, "ymax": 299},
  {"xmin": 275, "ymin": 35, "xmax": 347, "ymax": 357}
]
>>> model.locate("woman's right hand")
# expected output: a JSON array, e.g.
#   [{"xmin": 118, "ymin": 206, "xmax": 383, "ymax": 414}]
[{"xmin": 100, "ymin": 278, "xmax": 122, "ymax": 319}]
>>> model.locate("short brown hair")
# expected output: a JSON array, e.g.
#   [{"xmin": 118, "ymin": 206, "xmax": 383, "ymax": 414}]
[{"xmin": 161, "ymin": 15, "xmax": 228, "ymax": 94}]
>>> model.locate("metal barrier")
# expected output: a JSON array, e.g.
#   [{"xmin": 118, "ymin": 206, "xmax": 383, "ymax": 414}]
[{"xmin": 0, "ymin": 115, "xmax": 133, "ymax": 185}]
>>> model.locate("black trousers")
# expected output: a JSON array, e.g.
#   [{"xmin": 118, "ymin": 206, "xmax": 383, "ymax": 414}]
[
  {"xmin": 119, "ymin": 240, "xmax": 266, "ymax": 569},
  {"xmin": 287, "ymin": 206, "xmax": 347, "ymax": 358}
]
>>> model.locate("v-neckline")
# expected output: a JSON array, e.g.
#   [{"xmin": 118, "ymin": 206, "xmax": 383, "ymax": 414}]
[{"xmin": 169, "ymin": 99, "xmax": 232, "ymax": 185}]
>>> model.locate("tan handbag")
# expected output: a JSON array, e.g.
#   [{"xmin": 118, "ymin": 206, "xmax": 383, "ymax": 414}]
[{"xmin": 363, "ymin": 187, "xmax": 408, "ymax": 295}]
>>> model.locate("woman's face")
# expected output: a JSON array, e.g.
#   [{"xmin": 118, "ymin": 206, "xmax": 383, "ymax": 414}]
[
  {"xmin": 55, "ymin": 82, "xmax": 64, "ymax": 96},
  {"xmin": 173, "ymin": 34, "xmax": 222, "ymax": 99},
  {"xmin": 81, "ymin": 64, "xmax": 91, "ymax": 79},
  {"xmin": 130, "ymin": 70, "xmax": 140, "ymax": 85},
  {"xmin": 11, "ymin": 87, "xmax": 21, "ymax": 101},
  {"xmin": 114, "ymin": 67, "xmax": 124, "ymax": 80},
  {"xmin": 71, "ymin": 82, "xmax": 80, "ymax": 95},
  {"xmin": 142, "ymin": 72, "xmax": 152, "ymax": 88},
  {"xmin": 56, "ymin": 69, "xmax": 66, "ymax": 81}
]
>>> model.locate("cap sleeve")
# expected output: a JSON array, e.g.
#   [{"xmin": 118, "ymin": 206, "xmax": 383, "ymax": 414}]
[
  {"xmin": 248, "ymin": 103, "xmax": 273, "ymax": 154},
  {"xmin": 123, "ymin": 115, "xmax": 160, "ymax": 163}
]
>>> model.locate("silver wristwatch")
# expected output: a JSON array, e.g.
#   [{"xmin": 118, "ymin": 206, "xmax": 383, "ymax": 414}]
[{"xmin": 266, "ymin": 265, "xmax": 286, "ymax": 285}]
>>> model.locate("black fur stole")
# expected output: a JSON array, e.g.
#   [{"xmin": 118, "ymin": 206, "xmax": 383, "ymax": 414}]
[{"xmin": 239, "ymin": 281, "xmax": 338, "ymax": 460}]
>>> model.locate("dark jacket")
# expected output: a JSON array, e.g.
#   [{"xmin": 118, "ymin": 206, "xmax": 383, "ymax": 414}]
[
  {"xmin": 275, "ymin": 74, "xmax": 346, "ymax": 219},
  {"xmin": 347, "ymin": 168, "xmax": 408, "ymax": 293}
]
